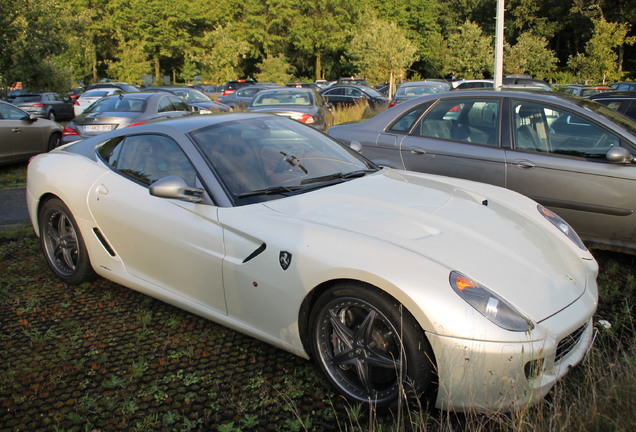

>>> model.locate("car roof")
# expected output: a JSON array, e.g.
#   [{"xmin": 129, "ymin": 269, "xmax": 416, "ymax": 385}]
[{"xmin": 589, "ymin": 91, "xmax": 636, "ymax": 99}]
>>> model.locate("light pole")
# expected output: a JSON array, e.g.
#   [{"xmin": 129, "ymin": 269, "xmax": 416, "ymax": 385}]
[{"xmin": 494, "ymin": 0, "xmax": 505, "ymax": 89}]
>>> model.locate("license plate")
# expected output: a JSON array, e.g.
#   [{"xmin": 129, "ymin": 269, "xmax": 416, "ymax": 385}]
[{"xmin": 84, "ymin": 124, "xmax": 113, "ymax": 133}]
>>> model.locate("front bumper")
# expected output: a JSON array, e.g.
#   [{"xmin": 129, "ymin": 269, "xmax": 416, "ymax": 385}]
[{"xmin": 428, "ymin": 289, "xmax": 597, "ymax": 411}]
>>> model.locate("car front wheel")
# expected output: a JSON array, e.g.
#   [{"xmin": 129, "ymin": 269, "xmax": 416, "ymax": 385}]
[
  {"xmin": 39, "ymin": 197, "xmax": 95, "ymax": 285},
  {"xmin": 309, "ymin": 283, "xmax": 436, "ymax": 409}
]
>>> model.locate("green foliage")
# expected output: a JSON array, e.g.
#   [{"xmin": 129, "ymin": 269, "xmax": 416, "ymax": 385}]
[
  {"xmin": 505, "ymin": 32, "xmax": 558, "ymax": 81},
  {"xmin": 568, "ymin": 17, "xmax": 635, "ymax": 83},
  {"xmin": 442, "ymin": 20, "xmax": 494, "ymax": 79},
  {"xmin": 254, "ymin": 55, "xmax": 294, "ymax": 84},
  {"xmin": 347, "ymin": 9, "xmax": 419, "ymax": 92}
]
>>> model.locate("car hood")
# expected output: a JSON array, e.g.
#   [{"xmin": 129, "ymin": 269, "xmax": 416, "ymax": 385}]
[{"xmin": 264, "ymin": 169, "xmax": 591, "ymax": 322}]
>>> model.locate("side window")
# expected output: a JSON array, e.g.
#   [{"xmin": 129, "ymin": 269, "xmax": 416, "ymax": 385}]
[
  {"xmin": 412, "ymin": 99, "xmax": 500, "ymax": 146},
  {"xmin": 512, "ymin": 100, "xmax": 620, "ymax": 158},
  {"xmin": 325, "ymin": 88, "xmax": 343, "ymax": 96},
  {"xmin": 157, "ymin": 96, "xmax": 175, "ymax": 113},
  {"xmin": 168, "ymin": 96, "xmax": 189, "ymax": 112},
  {"xmin": 387, "ymin": 103, "xmax": 432, "ymax": 133},
  {"xmin": 98, "ymin": 135, "xmax": 197, "ymax": 186},
  {"xmin": 0, "ymin": 103, "xmax": 27, "ymax": 120}
]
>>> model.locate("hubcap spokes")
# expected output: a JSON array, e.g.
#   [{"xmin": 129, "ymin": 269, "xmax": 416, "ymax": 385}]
[
  {"xmin": 47, "ymin": 212, "xmax": 78, "ymax": 272},
  {"xmin": 328, "ymin": 307, "xmax": 401, "ymax": 394}
]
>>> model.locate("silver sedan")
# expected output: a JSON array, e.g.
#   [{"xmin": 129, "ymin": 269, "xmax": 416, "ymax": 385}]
[{"xmin": 329, "ymin": 90, "xmax": 636, "ymax": 254}]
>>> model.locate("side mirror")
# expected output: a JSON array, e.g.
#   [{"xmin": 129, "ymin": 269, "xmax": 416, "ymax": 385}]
[
  {"xmin": 606, "ymin": 146, "xmax": 635, "ymax": 164},
  {"xmin": 349, "ymin": 140, "xmax": 363, "ymax": 153},
  {"xmin": 149, "ymin": 176, "xmax": 204, "ymax": 203}
]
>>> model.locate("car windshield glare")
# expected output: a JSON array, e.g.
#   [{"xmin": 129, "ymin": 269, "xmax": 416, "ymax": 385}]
[
  {"xmin": 252, "ymin": 91, "xmax": 312, "ymax": 106},
  {"xmin": 578, "ymin": 98, "xmax": 636, "ymax": 136},
  {"xmin": 85, "ymin": 97, "xmax": 146, "ymax": 114},
  {"xmin": 189, "ymin": 116, "xmax": 373, "ymax": 203}
]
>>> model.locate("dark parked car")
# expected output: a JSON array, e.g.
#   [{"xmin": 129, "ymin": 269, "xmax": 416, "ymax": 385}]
[
  {"xmin": 610, "ymin": 82, "xmax": 636, "ymax": 92},
  {"xmin": 589, "ymin": 91, "xmax": 636, "ymax": 121},
  {"xmin": 247, "ymin": 87, "xmax": 334, "ymax": 131},
  {"xmin": 561, "ymin": 84, "xmax": 612, "ymax": 97},
  {"xmin": 222, "ymin": 79, "xmax": 256, "ymax": 96},
  {"xmin": 0, "ymin": 100, "xmax": 62, "ymax": 165},
  {"xmin": 217, "ymin": 84, "xmax": 281, "ymax": 110},
  {"xmin": 337, "ymin": 77, "xmax": 369, "ymax": 86},
  {"xmin": 5, "ymin": 89, "xmax": 30, "ymax": 103},
  {"xmin": 143, "ymin": 87, "xmax": 230, "ymax": 113},
  {"xmin": 328, "ymin": 90, "xmax": 636, "ymax": 254},
  {"xmin": 320, "ymin": 85, "xmax": 389, "ymax": 109},
  {"xmin": 390, "ymin": 81, "xmax": 451, "ymax": 107},
  {"xmin": 62, "ymin": 92, "xmax": 191, "ymax": 144},
  {"xmin": 11, "ymin": 92, "xmax": 75, "ymax": 121}
]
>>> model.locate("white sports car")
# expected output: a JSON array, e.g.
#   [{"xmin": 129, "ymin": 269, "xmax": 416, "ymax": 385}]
[{"xmin": 26, "ymin": 113, "xmax": 598, "ymax": 411}]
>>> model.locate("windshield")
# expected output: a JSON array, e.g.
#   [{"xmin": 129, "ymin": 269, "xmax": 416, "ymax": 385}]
[
  {"xmin": 396, "ymin": 86, "xmax": 443, "ymax": 97},
  {"xmin": 189, "ymin": 116, "xmax": 376, "ymax": 204},
  {"xmin": 82, "ymin": 90, "xmax": 109, "ymax": 98},
  {"xmin": 172, "ymin": 89, "xmax": 211, "ymax": 102},
  {"xmin": 13, "ymin": 95, "xmax": 41, "ymax": 103},
  {"xmin": 252, "ymin": 91, "xmax": 313, "ymax": 106},
  {"xmin": 84, "ymin": 96, "xmax": 147, "ymax": 114},
  {"xmin": 361, "ymin": 87, "xmax": 384, "ymax": 98},
  {"xmin": 576, "ymin": 97, "xmax": 636, "ymax": 136}
]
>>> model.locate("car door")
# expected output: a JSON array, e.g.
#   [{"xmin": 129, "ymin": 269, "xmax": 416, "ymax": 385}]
[
  {"xmin": 88, "ymin": 133, "xmax": 227, "ymax": 313},
  {"xmin": 154, "ymin": 95, "xmax": 190, "ymax": 121},
  {"xmin": 0, "ymin": 103, "xmax": 45, "ymax": 163},
  {"xmin": 399, "ymin": 97, "xmax": 507, "ymax": 186},
  {"xmin": 322, "ymin": 87, "xmax": 345, "ymax": 106},
  {"xmin": 505, "ymin": 98, "xmax": 636, "ymax": 243}
]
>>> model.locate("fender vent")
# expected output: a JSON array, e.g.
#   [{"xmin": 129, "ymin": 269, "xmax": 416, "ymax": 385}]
[
  {"xmin": 93, "ymin": 228, "xmax": 116, "ymax": 257},
  {"xmin": 243, "ymin": 243, "xmax": 266, "ymax": 263}
]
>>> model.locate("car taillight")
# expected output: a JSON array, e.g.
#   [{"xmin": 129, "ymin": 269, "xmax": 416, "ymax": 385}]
[
  {"xmin": 126, "ymin": 121, "xmax": 147, "ymax": 127},
  {"xmin": 74, "ymin": 100, "xmax": 80, "ymax": 105},
  {"xmin": 389, "ymin": 101, "xmax": 396, "ymax": 107},
  {"xmin": 299, "ymin": 114, "xmax": 315, "ymax": 124},
  {"xmin": 33, "ymin": 103, "xmax": 45, "ymax": 107},
  {"xmin": 223, "ymin": 89, "xmax": 234, "ymax": 95},
  {"xmin": 62, "ymin": 125, "xmax": 79, "ymax": 136}
]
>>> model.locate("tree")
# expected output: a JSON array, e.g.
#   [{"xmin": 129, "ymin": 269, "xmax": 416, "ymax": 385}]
[
  {"xmin": 505, "ymin": 33, "xmax": 558, "ymax": 81},
  {"xmin": 0, "ymin": 0, "xmax": 69, "ymax": 92},
  {"xmin": 289, "ymin": 0, "xmax": 357, "ymax": 80},
  {"xmin": 567, "ymin": 17, "xmax": 635, "ymax": 83},
  {"xmin": 254, "ymin": 55, "xmax": 294, "ymax": 84},
  {"xmin": 442, "ymin": 21, "xmax": 493, "ymax": 79},
  {"xmin": 347, "ymin": 10, "xmax": 419, "ymax": 96},
  {"xmin": 187, "ymin": 25, "xmax": 251, "ymax": 84}
]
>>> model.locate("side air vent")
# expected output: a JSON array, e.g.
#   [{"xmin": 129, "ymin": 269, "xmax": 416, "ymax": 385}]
[
  {"xmin": 243, "ymin": 243, "xmax": 267, "ymax": 263},
  {"xmin": 93, "ymin": 228, "xmax": 116, "ymax": 257}
]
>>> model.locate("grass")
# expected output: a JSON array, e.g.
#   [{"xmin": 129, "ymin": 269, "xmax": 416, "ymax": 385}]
[
  {"xmin": 1, "ymin": 228, "xmax": 635, "ymax": 431},
  {"xmin": 0, "ymin": 162, "xmax": 27, "ymax": 188},
  {"xmin": 1, "ymin": 107, "xmax": 635, "ymax": 430}
]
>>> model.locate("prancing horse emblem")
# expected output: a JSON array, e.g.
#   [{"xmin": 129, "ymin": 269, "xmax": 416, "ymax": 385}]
[{"xmin": 279, "ymin": 251, "xmax": 292, "ymax": 270}]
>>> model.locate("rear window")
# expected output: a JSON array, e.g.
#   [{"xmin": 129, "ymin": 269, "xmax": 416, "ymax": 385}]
[
  {"xmin": 83, "ymin": 90, "xmax": 110, "ymax": 98},
  {"xmin": 13, "ymin": 95, "xmax": 41, "ymax": 103},
  {"xmin": 86, "ymin": 97, "xmax": 146, "ymax": 113}
]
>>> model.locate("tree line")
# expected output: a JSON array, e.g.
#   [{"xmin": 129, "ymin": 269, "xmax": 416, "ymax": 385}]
[{"xmin": 1, "ymin": 0, "xmax": 634, "ymax": 94}]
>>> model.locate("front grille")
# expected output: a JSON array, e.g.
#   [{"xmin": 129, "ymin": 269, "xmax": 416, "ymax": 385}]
[{"xmin": 555, "ymin": 322, "xmax": 588, "ymax": 363}]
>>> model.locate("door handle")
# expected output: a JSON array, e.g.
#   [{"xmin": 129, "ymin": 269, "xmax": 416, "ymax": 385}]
[
  {"xmin": 12, "ymin": 128, "xmax": 21, "ymax": 133},
  {"xmin": 408, "ymin": 149, "xmax": 426, "ymax": 155},
  {"xmin": 513, "ymin": 159, "xmax": 535, "ymax": 168}
]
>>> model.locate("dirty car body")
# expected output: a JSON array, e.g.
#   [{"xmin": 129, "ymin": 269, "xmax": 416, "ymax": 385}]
[{"xmin": 27, "ymin": 113, "xmax": 598, "ymax": 411}]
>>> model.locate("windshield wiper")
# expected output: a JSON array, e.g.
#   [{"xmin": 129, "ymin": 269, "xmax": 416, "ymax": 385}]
[
  {"xmin": 238, "ymin": 185, "xmax": 306, "ymax": 198},
  {"xmin": 300, "ymin": 169, "xmax": 377, "ymax": 185}
]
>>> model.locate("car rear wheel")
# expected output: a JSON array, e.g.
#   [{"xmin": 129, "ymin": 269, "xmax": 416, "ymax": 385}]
[
  {"xmin": 47, "ymin": 132, "xmax": 61, "ymax": 151},
  {"xmin": 39, "ymin": 198, "xmax": 95, "ymax": 285},
  {"xmin": 309, "ymin": 282, "xmax": 436, "ymax": 409},
  {"xmin": 48, "ymin": 111, "xmax": 56, "ymax": 122}
]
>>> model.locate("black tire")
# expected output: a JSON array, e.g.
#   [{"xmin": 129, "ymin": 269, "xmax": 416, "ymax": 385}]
[
  {"xmin": 309, "ymin": 282, "xmax": 436, "ymax": 409},
  {"xmin": 47, "ymin": 132, "xmax": 61, "ymax": 151},
  {"xmin": 48, "ymin": 110, "xmax": 56, "ymax": 122},
  {"xmin": 39, "ymin": 197, "xmax": 95, "ymax": 285}
]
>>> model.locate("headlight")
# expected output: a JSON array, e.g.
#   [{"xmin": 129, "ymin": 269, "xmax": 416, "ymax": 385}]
[
  {"xmin": 538, "ymin": 205, "xmax": 587, "ymax": 251},
  {"xmin": 450, "ymin": 271, "xmax": 534, "ymax": 332}
]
